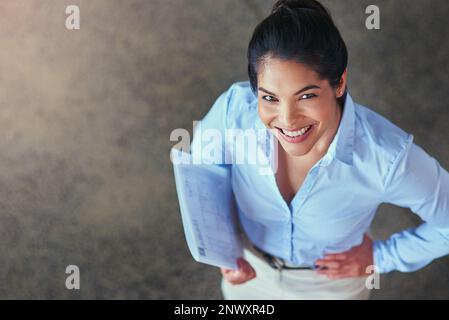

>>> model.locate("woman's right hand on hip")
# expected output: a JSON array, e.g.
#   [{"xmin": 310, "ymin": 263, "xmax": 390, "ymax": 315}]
[{"xmin": 220, "ymin": 257, "xmax": 257, "ymax": 285}]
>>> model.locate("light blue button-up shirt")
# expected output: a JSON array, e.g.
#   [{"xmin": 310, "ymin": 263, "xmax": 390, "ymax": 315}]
[{"xmin": 190, "ymin": 81, "xmax": 449, "ymax": 274}]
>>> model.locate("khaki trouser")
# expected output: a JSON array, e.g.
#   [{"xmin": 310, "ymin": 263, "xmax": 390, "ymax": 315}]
[{"xmin": 221, "ymin": 236, "xmax": 371, "ymax": 300}]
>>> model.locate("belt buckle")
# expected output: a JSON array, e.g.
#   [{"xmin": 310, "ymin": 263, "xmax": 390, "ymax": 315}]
[
  {"xmin": 262, "ymin": 252, "xmax": 285, "ymax": 271},
  {"xmin": 257, "ymin": 247, "xmax": 313, "ymax": 271},
  {"xmin": 253, "ymin": 245, "xmax": 284, "ymax": 270}
]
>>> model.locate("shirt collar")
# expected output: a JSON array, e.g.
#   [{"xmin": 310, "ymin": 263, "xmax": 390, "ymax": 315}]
[
  {"xmin": 323, "ymin": 91, "xmax": 355, "ymax": 166},
  {"xmin": 254, "ymin": 91, "xmax": 356, "ymax": 166}
]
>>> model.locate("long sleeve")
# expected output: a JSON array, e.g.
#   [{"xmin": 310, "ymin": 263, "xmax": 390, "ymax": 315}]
[
  {"xmin": 190, "ymin": 85, "xmax": 233, "ymax": 167},
  {"xmin": 373, "ymin": 136, "xmax": 449, "ymax": 273}
]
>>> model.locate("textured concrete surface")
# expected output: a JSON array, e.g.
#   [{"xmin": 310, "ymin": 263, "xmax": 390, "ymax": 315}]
[{"xmin": 0, "ymin": 0, "xmax": 448, "ymax": 299}]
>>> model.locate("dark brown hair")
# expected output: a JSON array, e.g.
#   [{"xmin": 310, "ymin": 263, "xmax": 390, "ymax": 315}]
[{"xmin": 247, "ymin": 0, "xmax": 348, "ymax": 104}]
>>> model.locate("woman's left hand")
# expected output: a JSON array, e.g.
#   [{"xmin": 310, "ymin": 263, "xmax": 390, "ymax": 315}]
[{"xmin": 314, "ymin": 234, "xmax": 374, "ymax": 279}]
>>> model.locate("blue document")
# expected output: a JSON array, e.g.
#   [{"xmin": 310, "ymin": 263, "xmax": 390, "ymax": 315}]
[{"xmin": 171, "ymin": 148, "xmax": 243, "ymax": 269}]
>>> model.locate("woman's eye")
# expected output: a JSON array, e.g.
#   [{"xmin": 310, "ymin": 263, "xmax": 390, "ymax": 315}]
[
  {"xmin": 262, "ymin": 95, "xmax": 277, "ymax": 102},
  {"xmin": 300, "ymin": 93, "xmax": 316, "ymax": 100}
]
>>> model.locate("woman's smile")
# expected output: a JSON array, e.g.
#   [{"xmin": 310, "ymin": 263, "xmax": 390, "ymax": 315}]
[
  {"xmin": 257, "ymin": 58, "xmax": 345, "ymax": 157},
  {"xmin": 274, "ymin": 124, "xmax": 317, "ymax": 144}
]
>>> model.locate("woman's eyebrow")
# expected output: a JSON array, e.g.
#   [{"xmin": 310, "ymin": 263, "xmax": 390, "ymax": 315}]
[{"xmin": 258, "ymin": 85, "xmax": 321, "ymax": 96}]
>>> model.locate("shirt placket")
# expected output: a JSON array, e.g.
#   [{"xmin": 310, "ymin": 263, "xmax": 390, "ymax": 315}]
[{"xmin": 288, "ymin": 161, "xmax": 325, "ymax": 264}]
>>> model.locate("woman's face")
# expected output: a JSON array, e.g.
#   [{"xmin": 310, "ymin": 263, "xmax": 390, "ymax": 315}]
[{"xmin": 257, "ymin": 57, "xmax": 347, "ymax": 158}]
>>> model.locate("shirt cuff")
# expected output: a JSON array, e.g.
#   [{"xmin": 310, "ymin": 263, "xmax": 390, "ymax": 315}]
[{"xmin": 372, "ymin": 239, "xmax": 396, "ymax": 274}]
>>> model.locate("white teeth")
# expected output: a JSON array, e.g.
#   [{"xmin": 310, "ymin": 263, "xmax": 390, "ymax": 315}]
[{"xmin": 282, "ymin": 125, "xmax": 311, "ymax": 137}]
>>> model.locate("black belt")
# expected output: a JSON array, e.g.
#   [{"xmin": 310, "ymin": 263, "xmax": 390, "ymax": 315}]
[{"xmin": 253, "ymin": 246, "xmax": 314, "ymax": 270}]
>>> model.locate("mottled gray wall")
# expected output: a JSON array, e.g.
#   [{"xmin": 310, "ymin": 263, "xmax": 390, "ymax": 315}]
[{"xmin": 0, "ymin": 0, "xmax": 448, "ymax": 299}]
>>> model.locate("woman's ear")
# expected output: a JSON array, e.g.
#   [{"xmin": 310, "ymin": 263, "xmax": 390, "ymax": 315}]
[{"xmin": 336, "ymin": 68, "xmax": 348, "ymax": 98}]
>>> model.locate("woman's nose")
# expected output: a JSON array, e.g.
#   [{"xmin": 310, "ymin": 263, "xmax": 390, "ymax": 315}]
[{"xmin": 278, "ymin": 102, "xmax": 298, "ymax": 128}]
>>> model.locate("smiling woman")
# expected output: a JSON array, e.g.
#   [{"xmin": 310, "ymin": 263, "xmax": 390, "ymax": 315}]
[
  {"xmin": 188, "ymin": 0, "xmax": 449, "ymax": 300},
  {"xmin": 257, "ymin": 59, "xmax": 345, "ymax": 159}
]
